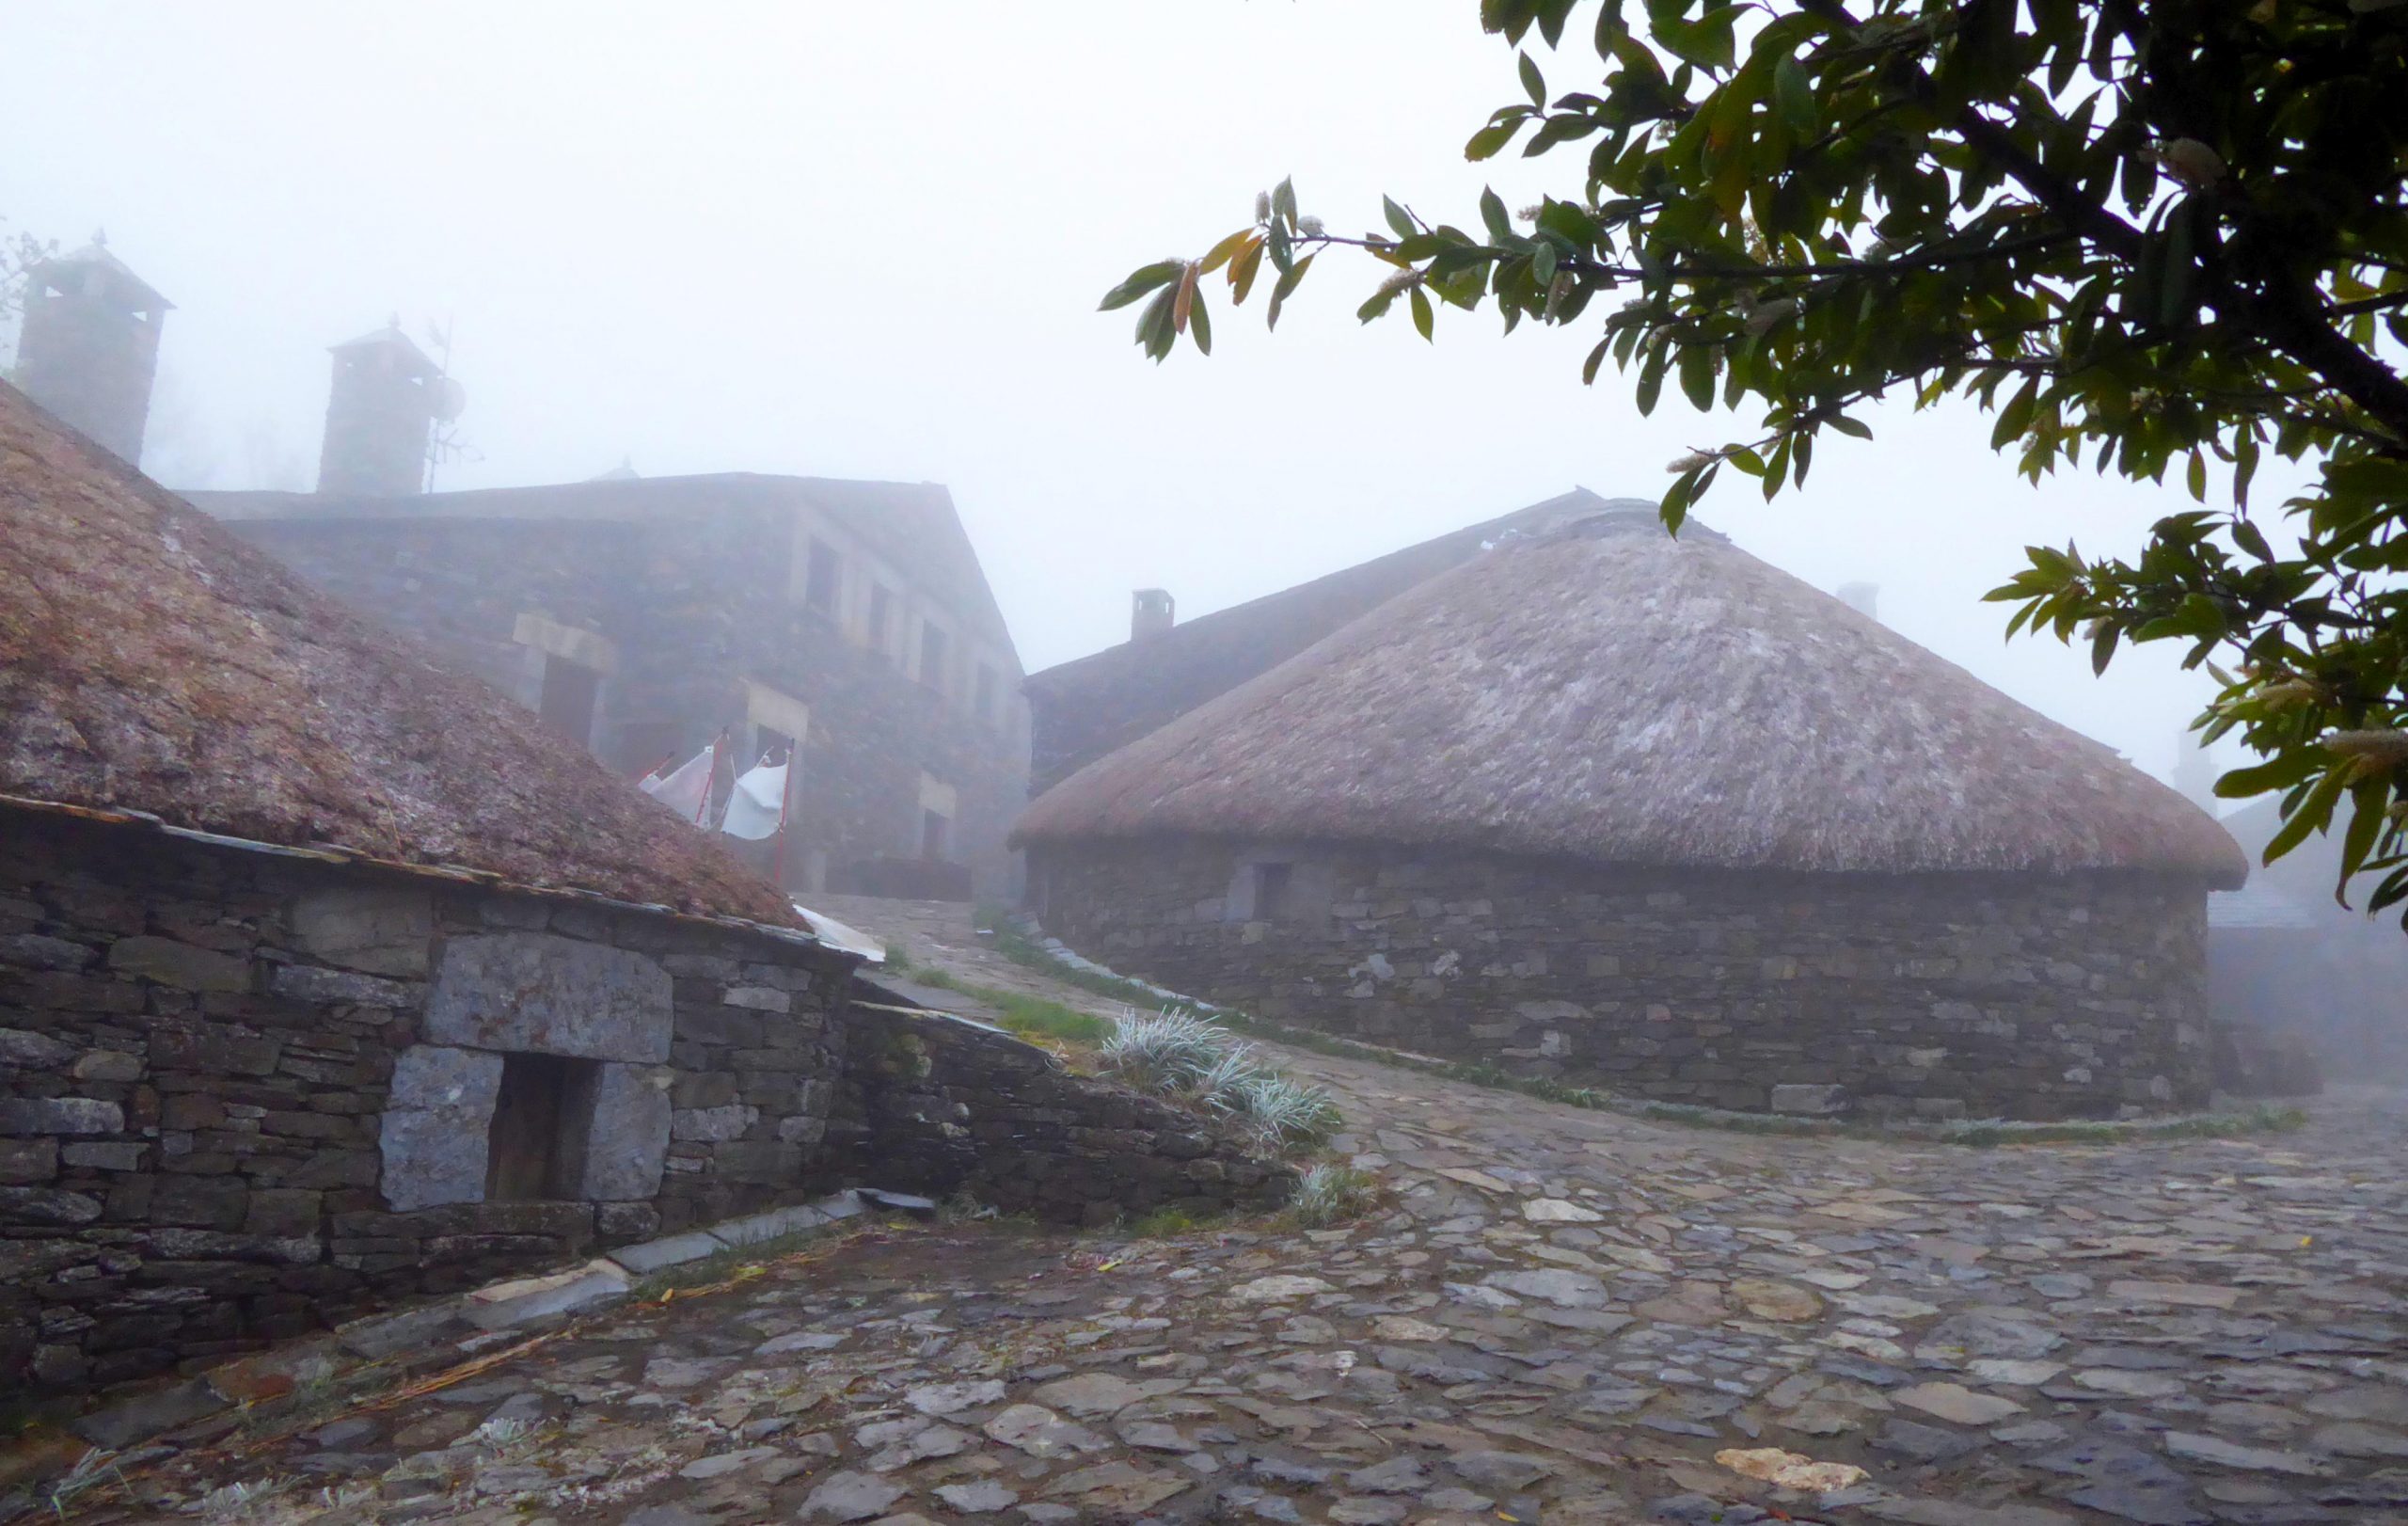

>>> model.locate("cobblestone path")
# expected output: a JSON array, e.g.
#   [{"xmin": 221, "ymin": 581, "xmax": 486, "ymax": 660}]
[{"xmin": 78, "ymin": 901, "xmax": 2408, "ymax": 1525}]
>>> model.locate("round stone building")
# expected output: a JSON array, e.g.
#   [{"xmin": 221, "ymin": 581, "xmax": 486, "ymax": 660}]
[{"xmin": 1013, "ymin": 509, "xmax": 2248, "ymax": 1121}]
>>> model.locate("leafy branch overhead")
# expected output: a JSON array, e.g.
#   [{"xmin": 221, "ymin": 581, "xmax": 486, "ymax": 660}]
[{"xmin": 1104, "ymin": 0, "xmax": 2408, "ymax": 921}]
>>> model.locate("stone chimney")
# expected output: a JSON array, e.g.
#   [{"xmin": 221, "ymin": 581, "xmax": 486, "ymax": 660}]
[
  {"xmin": 14, "ymin": 233, "xmax": 171, "ymax": 467},
  {"xmin": 1835, "ymin": 581, "xmax": 1879, "ymax": 622},
  {"xmin": 317, "ymin": 319, "xmax": 439, "ymax": 496},
  {"xmin": 1132, "ymin": 588, "xmax": 1176, "ymax": 641}
]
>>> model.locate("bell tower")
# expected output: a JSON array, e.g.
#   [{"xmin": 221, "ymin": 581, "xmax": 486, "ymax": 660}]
[{"xmin": 14, "ymin": 232, "xmax": 171, "ymax": 466}]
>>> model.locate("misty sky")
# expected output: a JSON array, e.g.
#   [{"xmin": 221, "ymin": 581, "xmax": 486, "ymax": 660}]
[{"xmin": 9, "ymin": 1, "xmax": 2308, "ymax": 789}]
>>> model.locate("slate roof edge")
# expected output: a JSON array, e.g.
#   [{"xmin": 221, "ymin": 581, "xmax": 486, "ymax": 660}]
[{"xmin": 1, "ymin": 791, "xmax": 841, "ymax": 959}]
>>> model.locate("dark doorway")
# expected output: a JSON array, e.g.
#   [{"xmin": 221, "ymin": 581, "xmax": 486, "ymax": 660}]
[
  {"xmin": 921, "ymin": 807, "xmax": 950, "ymax": 862},
  {"xmin": 1254, "ymin": 862, "xmax": 1294, "ymax": 920},
  {"xmin": 537, "ymin": 655, "xmax": 601, "ymax": 746},
  {"xmin": 484, "ymin": 1053, "xmax": 600, "ymax": 1201}
]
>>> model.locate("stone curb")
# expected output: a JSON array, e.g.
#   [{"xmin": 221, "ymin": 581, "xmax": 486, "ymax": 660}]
[{"xmin": 37, "ymin": 1188, "xmax": 877, "ymax": 1472}]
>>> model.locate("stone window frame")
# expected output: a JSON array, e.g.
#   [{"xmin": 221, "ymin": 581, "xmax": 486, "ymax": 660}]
[
  {"xmin": 512, "ymin": 613, "xmax": 618, "ymax": 750},
  {"xmin": 379, "ymin": 932, "xmax": 673, "ymax": 1214},
  {"xmin": 1223, "ymin": 845, "xmax": 1330, "ymax": 927}
]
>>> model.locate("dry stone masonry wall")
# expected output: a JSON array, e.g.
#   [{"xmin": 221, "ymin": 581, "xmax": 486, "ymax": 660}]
[
  {"xmin": 827, "ymin": 1003, "xmax": 1297, "ymax": 1227},
  {"xmin": 1031, "ymin": 837, "xmax": 2214, "ymax": 1121},
  {"xmin": 0, "ymin": 813, "xmax": 851, "ymax": 1394},
  {"xmin": 3, "ymin": 813, "xmax": 1299, "ymax": 1399}
]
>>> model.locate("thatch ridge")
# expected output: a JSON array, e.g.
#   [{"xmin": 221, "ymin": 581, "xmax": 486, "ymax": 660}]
[
  {"xmin": 1014, "ymin": 514, "xmax": 2246, "ymax": 885},
  {"xmin": 0, "ymin": 382, "xmax": 803, "ymax": 928}
]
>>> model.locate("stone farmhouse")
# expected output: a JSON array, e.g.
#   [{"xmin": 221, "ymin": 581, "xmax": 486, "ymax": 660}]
[
  {"xmin": 13, "ymin": 246, "xmax": 1030, "ymax": 904},
  {"xmin": 1016, "ymin": 503, "xmax": 2248, "ymax": 1121},
  {"xmin": 0, "ymin": 382, "xmax": 1281, "ymax": 1398}
]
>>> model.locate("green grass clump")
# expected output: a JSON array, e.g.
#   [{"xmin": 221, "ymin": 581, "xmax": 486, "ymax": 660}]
[{"xmin": 990, "ymin": 992, "xmax": 1114, "ymax": 1045}]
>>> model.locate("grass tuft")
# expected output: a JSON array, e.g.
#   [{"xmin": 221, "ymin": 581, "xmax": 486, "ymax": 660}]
[{"xmin": 1290, "ymin": 1162, "xmax": 1377, "ymax": 1227}]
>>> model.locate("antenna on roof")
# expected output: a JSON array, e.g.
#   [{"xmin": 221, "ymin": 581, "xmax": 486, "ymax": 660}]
[{"xmin": 420, "ymin": 312, "xmax": 477, "ymax": 492}]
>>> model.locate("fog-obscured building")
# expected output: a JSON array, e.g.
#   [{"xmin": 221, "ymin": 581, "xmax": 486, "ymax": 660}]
[{"xmin": 1017, "ymin": 502, "xmax": 2248, "ymax": 1121}]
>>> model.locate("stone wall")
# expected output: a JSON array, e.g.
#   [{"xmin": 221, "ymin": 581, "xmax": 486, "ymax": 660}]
[
  {"xmin": 1030, "ymin": 836, "xmax": 2215, "ymax": 1121},
  {"xmin": 826, "ymin": 1003, "xmax": 1296, "ymax": 1227},
  {"xmin": 1, "ymin": 811, "xmax": 854, "ymax": 1395},
  {"xmin": 4, "ymin": 812, "xmax": 1298, "ymax": 1399}
]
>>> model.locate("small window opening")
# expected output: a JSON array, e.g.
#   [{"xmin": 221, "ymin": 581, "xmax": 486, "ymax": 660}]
[
  {"xmin": 867, "ymin": 584, "xmax": 894, "ymax": 657},
  {"xmin": 921, "ymin": 808, "xmax": 951, "ymax": 862},
  {"xmin": 1254, "ymin": 862, "xmax": 1294, "ymax": 920},
  {"xmin": 804, "ymin": 538, "xmax": 843, "ymax": 617},
  {"xmin": 919, "ymin": 623, "xmax": 949, "ymax": 691},
  {"xmin": 537, "ymin": 655, "xmax": 601, "ymax": 746},
  {"xmin": 484, "ymin": 1054, "xmax": 600, "ymax": 1201}
]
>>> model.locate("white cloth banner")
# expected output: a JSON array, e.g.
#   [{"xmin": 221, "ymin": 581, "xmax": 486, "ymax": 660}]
[
  {"xmin": 639, "ymin": 748, "xmax": 715, "ymax": 823},
  {"xmin": 721, "ymin": 760, "xmax": 789, "ymax": 841}
]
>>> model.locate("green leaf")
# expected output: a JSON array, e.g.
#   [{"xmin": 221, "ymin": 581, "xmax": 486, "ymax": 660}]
[
  {"xmin": 1773, "ymin": 55, "xmax": 1814, "ymax": 136},
  {"xmin": 1189, "ymin": 290, "xmax": 1212, "ymax": 356},
  {"xmin": 1678, "ymin": 346, "xmax": 1717, "ymax": 413},
  {"xmin": 1826, "ymin": 414, "xmax": 1873, "ymax": 440},
  {"xmin": 1465, "ymin": 119, "xmax": 1524, "ymax": 160},
  {"xmin": 1100, "ymin": 261, "xmax": 1184, "ymax": 312},
  {"xmin": 1518, "ymin": 49, "xmax": 1545, "ymax": 107},
  {"xmin": 1383, "ymin": 196, "xmax": 1417, "ymax": 240},
  {"xmin": 1480, "ymin": 185, "xmax": 1513, "ymax": 243},
  {"xmin": 1267, "ymin": 253, "xmax": 1313, "ymax": 330},
  {"xmin": 1271, "ymin": 177, "xmax": 1298, "ymax": 231},
  {"xmin": 1990, "ymin": 375, "xmax": 2039, "ymax": 449},
  {"xmin": 1411, "ymin": 284, "xmax": 1435, "ymax": 342}
]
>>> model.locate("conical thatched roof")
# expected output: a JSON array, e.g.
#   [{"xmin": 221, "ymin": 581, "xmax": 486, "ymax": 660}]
[
  {"xmin": 0, "ymin": 381, "xmax": 806, "ymax": 929},
  {"xmin": 1014, "ymin": 509, "xmax": 2246, "ymax": 885}
]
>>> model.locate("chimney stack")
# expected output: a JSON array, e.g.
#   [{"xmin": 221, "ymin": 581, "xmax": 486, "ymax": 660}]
[
  {"xmin": 1835, "ymin": 581, "xmax": 1879, "ymax": 622},
  {"xmin": 14, "ymin": 232, "xmax": 170, "ymax": 467},
  {"xmin": 1132, "ymin": 588, "xmax": 1176, "ymax": 641},
  {"xmin": 317, "ymin": 319, "xmax": 440, "ymax": 496}
]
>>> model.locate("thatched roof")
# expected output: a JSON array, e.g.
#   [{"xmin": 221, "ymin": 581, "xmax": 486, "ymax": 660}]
[
  {"xmin": 1022, "ymin": 487, "xmax": 1647, "ymax": 791},
  {"xmin": 0, "ymin": 382, "xmax": 806, "ymax": 929},
  {"xmin": 1015, "ymin": 508, "xmax": 2246, "ymax": 885}
]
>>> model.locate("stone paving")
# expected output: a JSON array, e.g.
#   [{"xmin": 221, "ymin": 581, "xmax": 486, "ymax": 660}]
[{"xmin": 49, "ymin": 901, "xmax": 2408, "ymax": 1525}]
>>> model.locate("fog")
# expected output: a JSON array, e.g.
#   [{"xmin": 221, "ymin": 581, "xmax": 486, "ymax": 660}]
[{"xmin": 8, "ymin": 1, "xmax": 2309, "ymax": 787}]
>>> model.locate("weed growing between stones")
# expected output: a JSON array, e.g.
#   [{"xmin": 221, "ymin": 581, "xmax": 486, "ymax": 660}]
[
  {"xmin": 986, "ymin": 991, "xmax": 1113, "ymax": 1045},
  {"xmin": 1289, "ymin": 1163, "xmax": 1377, "ymax": 1228}
]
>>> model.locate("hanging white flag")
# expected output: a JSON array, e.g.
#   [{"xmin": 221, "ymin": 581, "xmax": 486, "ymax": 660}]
[
  {"xmin": 721, "ymin": 760, "xmax": 789, "ymax": 841},
  {"xmin": 639, "ymin": 748, "xmax": 714, "ymax": 823}
]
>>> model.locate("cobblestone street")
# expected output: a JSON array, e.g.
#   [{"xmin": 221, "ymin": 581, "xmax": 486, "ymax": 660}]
[{"xmin": 69, "ymin": 903, "xmax": 2408, "ymax": 1526}]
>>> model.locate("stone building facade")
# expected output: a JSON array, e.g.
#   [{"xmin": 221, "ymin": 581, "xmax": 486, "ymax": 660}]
[
  {"xmin": 1015, "ymin": 511, "xmax": 2246, "ymax": 1121},
  {"xmin": 1029, "ymin": 838, "xmax": 2213, "ymax": 1121},
  {"xmin": 195, "ymin": 473, "xmax": 1031, "ymax": 902},
  {"xmin": 2, "ymin": 809, "xmax": 1285, "ymax": 1396},
  {"xmin": 1, "ymin": 381, "xmax": 1275, "ymax": 1402}
]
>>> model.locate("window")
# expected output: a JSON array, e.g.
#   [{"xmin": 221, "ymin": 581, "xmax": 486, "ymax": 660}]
[
  {"xmin": 918, "ymin": 622, "xmax": 949, "ymax": 692},
  {"xmin": 1253, "ymin": 863, "xmax": 1294, "ymax": 920},
  {"xmin": 867, "ymin": 584, "xmax": 894, "ymax": 658},
  {"xmin": 921, "ymin": 807, "xmax": 950, "ymax": 861},
  {"xmin": 484, "ymin": 1054, "xmax": 599, "ymax": 1201},
  {"xmin": 804, "ymin": 537, "xmax": 842, "ymax": 618},
  {"xmin": 974, "ymin": 663, "xmax": 998, "ymax": 725},
  {"xmin": 537, "ymin": 655, "xmax": 600, "ymax": 745}
]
